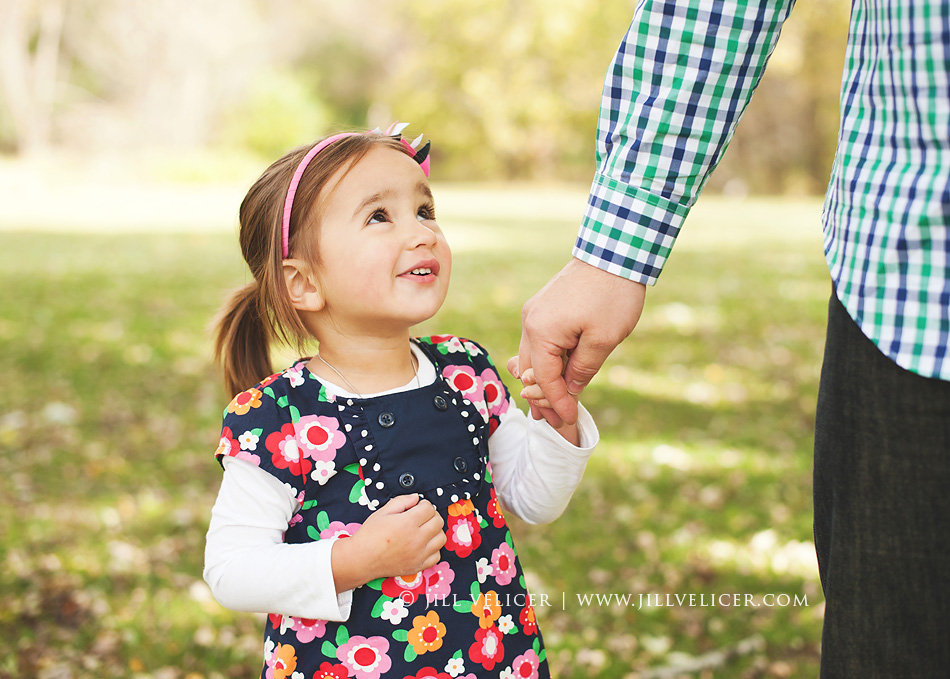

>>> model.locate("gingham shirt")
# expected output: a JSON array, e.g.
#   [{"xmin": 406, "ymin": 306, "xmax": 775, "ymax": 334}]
[{"xmin": 574, "ymin": 0, "xmax": 950, "ymax": 380}]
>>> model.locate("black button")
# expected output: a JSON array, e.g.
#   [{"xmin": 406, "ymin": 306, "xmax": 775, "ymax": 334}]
[
  {"xmin": 398, "ymin": 472, "xmax": 415, "ymax": 489},
  {"xmin": 453, "ymin": 457, "xmax": 468, "ymax": 473},
  {"xmin": 433, "ymin": 395, "xmax": 448, "ymax": 411},
  {"xmin": 378, "ymin": 412, "xmax": 395, "ymax": 428}
]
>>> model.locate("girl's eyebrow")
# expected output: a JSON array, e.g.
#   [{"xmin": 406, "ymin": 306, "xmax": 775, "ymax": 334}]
[{"xmin": 352, "ymin": 183, "xmax": 433, "ymax": 218}]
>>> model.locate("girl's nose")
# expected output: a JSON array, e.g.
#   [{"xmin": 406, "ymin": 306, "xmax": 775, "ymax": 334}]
[{"xmin": 405, "ymin": 216, "xmax": 439, "ymax": 248}]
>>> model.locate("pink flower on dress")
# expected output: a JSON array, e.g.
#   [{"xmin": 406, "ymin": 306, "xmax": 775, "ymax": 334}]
[
  {"xmin": 422, "ymin": 561, "xmax": 456, "ymax": 604},
  {"xmin": 491, "ymin": 542, "xmax": 517, "ymax": 586},
  {"xmin": 294, "ymin": 415, "xmax": 346, "ymax": 463},
  {"xmin": 443, "ymin": 365, "xmax": 482, "ymax": 399},
  {"xmin": 288, "ymin": 616, "xmax": 326, "ymax": 643},
  {"xmin": 510, "ymin": 649, "xmax": 541, "ymax": 679},
  {"xmin": 480, "ymin": 368, "xmax": 509, "ymax": 418},
  {"xmin": 337, "ymin": 635, "xmax": 391, "ymax": 679},
  {"xmin": 321, "ymin": 520, "xmax": 362, "ymax": 540}
]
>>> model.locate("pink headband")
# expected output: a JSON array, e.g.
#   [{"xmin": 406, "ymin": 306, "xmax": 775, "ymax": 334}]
[{"xmin": 281, "ymin": 124, "xmax": 431, "ymax": 258}]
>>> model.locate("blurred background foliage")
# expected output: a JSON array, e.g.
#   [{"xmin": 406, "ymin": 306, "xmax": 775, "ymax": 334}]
[{"xmin": 1, "ymin": 0, "xmax": 848, "ymax": 192}]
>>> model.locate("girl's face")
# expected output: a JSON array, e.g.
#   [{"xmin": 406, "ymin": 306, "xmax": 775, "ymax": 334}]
[{"xmin": 309, "ymin": 145, "xmax": 452, "ymax": 336}]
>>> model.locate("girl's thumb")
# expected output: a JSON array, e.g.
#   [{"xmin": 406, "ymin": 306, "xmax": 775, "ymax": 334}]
[{"xmin": 379, "ymin": 493, "xmax": 420, "ymax": 514}]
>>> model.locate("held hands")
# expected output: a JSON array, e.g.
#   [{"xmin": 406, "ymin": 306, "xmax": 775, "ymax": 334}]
[
  {"xmin": 507, "ymin": 358, "xmax": 581, "ymax": 446},
  {"xmin": 331, "ymin": 494, "xmax": 445, "ymax": 592},
  {"xmin": 518, "ymin": 257, "xmax": 646, "ymax": 428}
]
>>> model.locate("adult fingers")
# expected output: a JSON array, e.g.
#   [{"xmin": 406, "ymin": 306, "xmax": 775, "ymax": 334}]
[{"xmin": 562, "ymin": 333, "xmax": 616, "ymax": 396}]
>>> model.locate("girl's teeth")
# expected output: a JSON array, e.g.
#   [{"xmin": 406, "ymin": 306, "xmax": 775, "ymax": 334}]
[{"xmin": 411, "ymin": 268, "xmax": 432, "ymax": 275}]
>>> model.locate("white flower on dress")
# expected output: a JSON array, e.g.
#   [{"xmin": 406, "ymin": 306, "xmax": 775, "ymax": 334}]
[
  {"xmin": 358, "ymin": 487, "xmax": 380, "ymax": 511},
  {"xmin": 444, "ymin": 657, "xmax": 465, "ymax": 677},
  {"xmin": 497, "ymin": 614, "xmax": 515, "ymax": 634},
  {"xmin": 380, "ymin": 598, "xmax": 409, "ymax": 625},
  {"xmin": 462, "ymin": 340, "xmax": 483, "ymax": 357},
  {"xmin": 499, "ymin": 667, "xmax": 515, "ymax": 679},
  {"xmin": 310, "ymin": 460, "xmax": 337, "ymax": 485},
  {"xmin": 475, "ymin": 557, "xmax": 493, "ymax": 584},
  {"xmin": 238, "ymin": 430, "xmax": 259, "ymax": 451},
  {"xmin": 291, "ymin": 673, "xmax": 304, "ymax": 679},
  {"xmin": 285, "ymin": 365, "xmax": 305, "ymax": 387}
]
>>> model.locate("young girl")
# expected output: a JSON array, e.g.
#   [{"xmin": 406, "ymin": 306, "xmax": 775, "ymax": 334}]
[{"xmin": 204, "ymin": 124, "xmax": 598, "ymax": 679}]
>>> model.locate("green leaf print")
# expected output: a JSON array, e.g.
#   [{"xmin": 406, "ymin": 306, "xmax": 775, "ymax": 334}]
[
  {"xmin": 317, "ymin": 383, "xmax": 332, "ymax": 402},
  {"xmin": 343, "ymin": 463, "xmax": 360, "ymax": 475},
  {"xmin": 479, "ymin": 516, "xmax": 488, "ymax": 528},
  {"xmin": 505, "ymin": 531, "xmax": 514, "ymax": 549},
  {"xmin": 251, "ymin": 428, "xmax": 263, "ymax": 437},
  {"xmin": 519, "ymin": 574, "xmax": 526, "ymax": 589},
  {"xmin": 453, "ymin": 599, "xmax": 472, "ymax": 614},
  {"xmin": 539, "ymin": 648, "xmax": 547, "ymax": 662},
  {"xmin": 335, "ymin": 625, "xmax": 349, "ymax": 647},
  {"xmin": 392, "ymin": 629, "xmax": 409, "ymax": 643},
  {"xmin": 277, "ymin": 395, "xmax": 288, "ymax": 408},
  {"xmin": 301, "ymin": 499, "xmax": 318, "ymax": 511},
  {"xmin": 263, "ymin": 387, "xmax": 276, "ymax": 401},
  {"xmin": 321, "ymin": 640, "xmax": 336, "ymax": 657},
  {"xmin": 452, "ymin": 650, "xmax": 462, "ymax": 659},
  {"xmin": 371, "ymin": 595, "xmax": 389, "ymax": 618},
  {"xmin": 470, "ymin": 581, "xmax": 480, "ymax": 601},
  {"xmin": 306, "ymin": 526, "xmax": 322, "ymax": 541},
  {"xmin": 317, "ymin": 511, "xmax": 330, "ymax": 532},
  {"xmin": 533, "ymin": 638, "xmax": 541, "ymax": 655},
  {"xmin": 348, "ymin": 479, "xmax": 364, "ymax": 504},
  {"xmin": 403, "ymin": 645, "xmax": 418, "ymax": 663}
]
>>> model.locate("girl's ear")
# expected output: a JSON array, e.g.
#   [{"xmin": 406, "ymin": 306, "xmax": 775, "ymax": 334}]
[{"xmin": 283, "ymin": 259, "xmax": 325, "ymax": 312}]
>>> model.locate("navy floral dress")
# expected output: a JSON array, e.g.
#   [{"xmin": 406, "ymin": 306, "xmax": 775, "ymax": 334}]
[{"xmin": 214, "ymin": 336, "xmax": 550, "ymax": 679}]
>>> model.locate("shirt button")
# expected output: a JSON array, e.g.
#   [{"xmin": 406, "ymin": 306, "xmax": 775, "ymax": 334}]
[
  {"xmin": 398, "ymin": 472, "xmax": 415, "ymax": 489},
  {"xmin": 453, "ymin": 457, "xmax": 468, "ymax": 473},
  {"xmin": 433, "ymin": 395, "xmax": 448, "ymax": 411},
  {"xmin": 378, "ymin": 412, "xmax": 395, "ymax": 428}
]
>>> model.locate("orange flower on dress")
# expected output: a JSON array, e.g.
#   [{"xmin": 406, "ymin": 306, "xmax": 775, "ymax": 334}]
[
  {"xmin": 447, "ymin": 498, "xmax": 475, "ymax": 518},
  {"xmin": 407, "ymin": 610, "xmax": 447, "ymax": 655},
  {"xmin": 267, "ymin": 641, "xmax": 298, "ymax": 679},
  {"xmin": 471, "ymin": 590, "xmax": 502, "ymax": 629},
  {"xmin": 227, "ymin": 388, "xmax": 263, "ymax": 416}
]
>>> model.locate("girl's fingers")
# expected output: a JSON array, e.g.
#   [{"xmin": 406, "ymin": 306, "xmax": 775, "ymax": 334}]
[
  {"xmin": 520, "ymin": 383, "xmax": 544, "ymax": 400},
  {"xmin": 520, "ymin": 367, "xmax": 536, "ymax": 385}
]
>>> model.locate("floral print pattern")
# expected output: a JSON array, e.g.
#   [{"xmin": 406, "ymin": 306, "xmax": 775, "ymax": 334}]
[{"xmin": 215, "ymin": 337, "xmax": 549, "ymax": 678}]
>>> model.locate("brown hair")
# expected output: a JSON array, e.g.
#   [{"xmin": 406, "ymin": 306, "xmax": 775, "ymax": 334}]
[{"xmin": 214, "ymin": 133, "xmax": 411, "ymax": 396}]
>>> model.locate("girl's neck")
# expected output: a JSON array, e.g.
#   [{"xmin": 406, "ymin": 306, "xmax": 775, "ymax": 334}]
[{"xmin": 308, "ymin": 332, "xmax": 418, "ymax": 395}]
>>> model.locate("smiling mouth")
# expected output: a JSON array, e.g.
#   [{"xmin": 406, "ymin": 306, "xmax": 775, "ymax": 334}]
[{"xmin": 410, "ymin": 267, "xmax": 433, "ymax": 276}]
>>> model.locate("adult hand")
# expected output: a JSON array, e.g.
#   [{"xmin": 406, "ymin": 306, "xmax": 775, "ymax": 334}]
[{"xmin": 517, "ymin": 257, "xmax": 646, "ymax": 427}]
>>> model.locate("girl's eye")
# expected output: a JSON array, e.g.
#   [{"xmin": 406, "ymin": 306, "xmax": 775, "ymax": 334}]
[
  {"xmin": 368, "ymin": 209, "xmax": 390, "ymax": 225},
  {"xmin": 417, "ymin": 204, "xmax": 437, "ymax": 221}
]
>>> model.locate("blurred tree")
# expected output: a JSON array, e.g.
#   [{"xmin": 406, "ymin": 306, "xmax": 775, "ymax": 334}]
[{"xmin": 0, "ymin": 0, "xmax": 66, "ymax": 155}]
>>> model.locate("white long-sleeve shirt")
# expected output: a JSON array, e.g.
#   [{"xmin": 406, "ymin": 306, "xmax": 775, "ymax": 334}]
[{"xmin": 204, "ymin": 344, "xmax": 598, "ymax": 621}]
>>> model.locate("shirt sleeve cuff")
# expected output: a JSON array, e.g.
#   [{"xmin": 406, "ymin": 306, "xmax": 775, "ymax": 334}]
[{"xmin": 574, "ymin": 172, "xmax": 690, "ymax": 285}]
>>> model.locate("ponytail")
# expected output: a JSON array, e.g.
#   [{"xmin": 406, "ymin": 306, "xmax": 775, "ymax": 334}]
[{"xmin": 214, "ymin": 282, "xmax": 273, "ymax": 397}]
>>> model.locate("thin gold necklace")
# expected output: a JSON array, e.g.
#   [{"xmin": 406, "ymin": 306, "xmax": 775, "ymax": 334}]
[{"xmin": 316, "ymin": 350, "xmax": 420, "ymax": 398}]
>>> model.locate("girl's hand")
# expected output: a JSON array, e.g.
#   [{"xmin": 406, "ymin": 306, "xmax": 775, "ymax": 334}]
[
  {"xmin": 331, "ymin": 494, "xmax": 445, "ymax": 592},
  {"xmin": 508, "ymin": 357, "xmax": 581, "ymax": 446}
]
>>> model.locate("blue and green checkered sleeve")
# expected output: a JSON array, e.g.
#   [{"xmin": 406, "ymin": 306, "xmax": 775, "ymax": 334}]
[{"xmin": 574, "ymin": 0, "xmax": 795, "ymax": 284}]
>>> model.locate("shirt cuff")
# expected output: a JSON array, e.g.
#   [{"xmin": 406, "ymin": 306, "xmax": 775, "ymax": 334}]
[{"xmin": 574, "ymin": 172, "xmax": 690, "ymax": 285}]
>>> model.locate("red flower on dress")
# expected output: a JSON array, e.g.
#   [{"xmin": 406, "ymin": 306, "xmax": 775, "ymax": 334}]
[
  {"xmin": 381, "ymin": 571, "xmax": 427, "ymax": 605},
  {"xmin": 487, "ymin": 488, "xmax": 506, "ymax": 528},
  {"xmin": 314, "ymin": 661, "xmax": 349, "ymax": 679},
  {"xmin": 468, "ymin": 625, "xmax": 505, "ymax": 671},
  {"xmin": 445, "ymin": 503, "xmax": 482, "ymax": 559},
  {"xmin": 265, "ymin": 422, "xmax": 313, "ymax": 477},
  {"xmin": 215, "ymin": 426, "xmax": 240, "ymax": 459},
  {"xmin": 519, "ymin": 601, "xmax": 538, "ymax": 635}
]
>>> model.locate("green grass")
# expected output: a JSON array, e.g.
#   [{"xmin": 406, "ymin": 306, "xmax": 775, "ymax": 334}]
[{"xmin": 0, "ymin": 190, "xmax": 828, "ymax": 678}]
